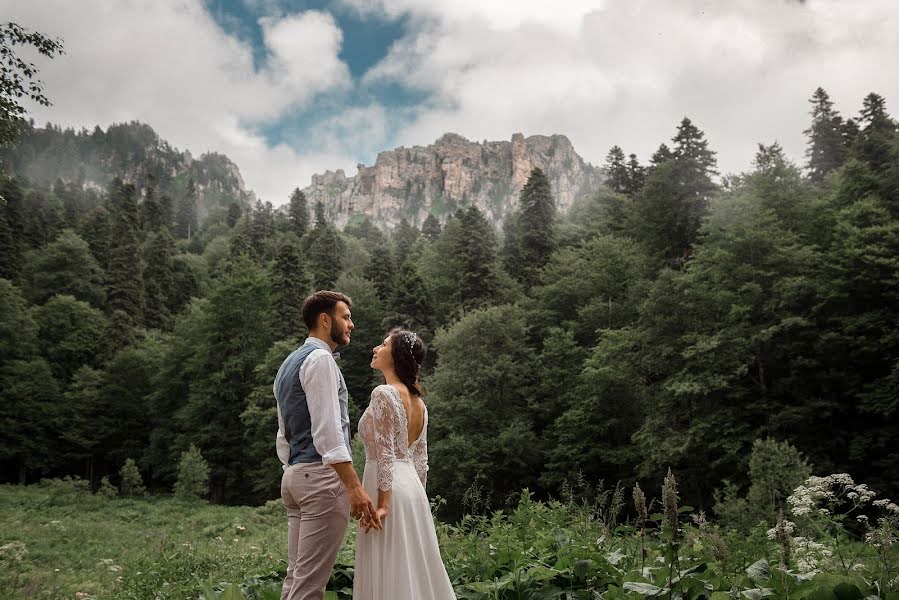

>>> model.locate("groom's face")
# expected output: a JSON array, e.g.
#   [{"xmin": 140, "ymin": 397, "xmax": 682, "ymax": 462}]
[{"xmin": 328, "ymin": 301, "xmax": 353, "ymax": 347}]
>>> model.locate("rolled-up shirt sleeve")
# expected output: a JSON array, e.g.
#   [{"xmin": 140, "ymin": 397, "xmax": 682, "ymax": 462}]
[
  {"xmin": 299, "ymin": 350, "xmax": 352, "ymax": 465},
  {"xmin": 275, "ymin": 401, "xmax": 289, "ymax": 467}
]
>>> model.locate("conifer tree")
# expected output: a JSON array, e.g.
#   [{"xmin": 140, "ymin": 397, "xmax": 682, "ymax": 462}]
[
  {"xmin": 421, "ymin": 213, "xmax": 441, "ymax": 241},
  {"xmin": 0, "ymin": 178, "xmax": 23, "ymax": 280},
  {"xmin": 650, "ymin": 143, "xmax": 674, "ymax": 166},
  {"xmin": 516, "ymin": 168, "xmax": 556, "ymax": 285},
  {"xmin": 226, "ymin": 201, "xmax": 242, "ymax": 228},
  {"xmin": 287, "ymin": 188, "xmax": 309, "ymax": 238},
  {"xmin": 626, "ymin": 153, "xmax": 646, "ymax": 195},
  {"xmin": 270, "ymin": 235, "xmax": 308, "ymax": 336},
  {"xmin": 457, "ymin": 205, "xmax": 499, "ymax": 309},
  {"xmin": 604, "ymin": 145, "xmax": 629, "ymax": 193},
  {"xmin": 175, "ymin": 178, "xmax": 198, "ymax": 240},
  {"xmin": 804, "ymin": 87, "xmax": 849, "ymax": 182},
  {"xmin": 307, "ymin": 202, "xmax": 343, "ymax": 290},
  {"xmin": 106, "ymin": 180, "xmax": 143, "ymax": 322},
  {"xmin": 143, "ymin": 228, "xmax": 176, "ymax": 329},
  {"xmin": 250, "ymin": 200, "xmax": 275, "ymax": 262},
  {"xmin": 366, "ymin": 240, "xmax": 396, "ymax": 303}
]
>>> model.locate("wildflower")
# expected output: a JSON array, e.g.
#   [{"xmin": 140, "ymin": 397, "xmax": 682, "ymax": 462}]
[
  {"xmin": 857, "ymin": 515, "xmax": 869, "ymax": 523},
  {"xmin": 632, "ymin": 483, "xmax": 648, "ymax": 531},
  {"xmin": 662, "ymin": 467, "xmax": 679, "ymax": 541},
  {"xmin": 773, "ymin": 511, "xmax": 792, "ymax": 568}
]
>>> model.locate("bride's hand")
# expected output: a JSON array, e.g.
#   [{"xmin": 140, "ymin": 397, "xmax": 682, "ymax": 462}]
[{"xmin": 361, "ymin": 507, "xmax": 388, "ymax": 533}]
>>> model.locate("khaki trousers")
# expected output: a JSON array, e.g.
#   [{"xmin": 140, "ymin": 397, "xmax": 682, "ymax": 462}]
[{"xmin": 280, "ymin": 463, "xmax": 350, "ymax": 600}]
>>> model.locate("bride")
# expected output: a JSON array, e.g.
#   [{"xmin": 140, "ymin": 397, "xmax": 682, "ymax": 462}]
[{"xmin": 353, "ymin": 328, "xmax": 456, "ymax": 600}]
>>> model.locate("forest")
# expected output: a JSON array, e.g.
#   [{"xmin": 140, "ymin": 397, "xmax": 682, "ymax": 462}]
[{"xmin": 2, "ymin": 85, "xmax": 897, "ymax": 524}]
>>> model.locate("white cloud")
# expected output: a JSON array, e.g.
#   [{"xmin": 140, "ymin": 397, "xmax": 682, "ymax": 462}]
[
  {"xmin": 361, "ymin": 0, "xmax": 899, "ymax": 175},
  {"xmin": 5, "ymin": 0, "xmax": 899, "ymax": 207},
  {"xmin": 3, "ymin": 0, "xmax": 356, "ymax": 204}
]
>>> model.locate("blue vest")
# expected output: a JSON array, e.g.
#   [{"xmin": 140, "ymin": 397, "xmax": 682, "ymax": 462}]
[{"xmin": 273, "ymin": 340, "xmax": 351, "ymax": 465}]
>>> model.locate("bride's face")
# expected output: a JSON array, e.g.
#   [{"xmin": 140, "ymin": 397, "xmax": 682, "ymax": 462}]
[{"xmin": 371, "ymin": 336, "xmax": 394, "ymax": 371}]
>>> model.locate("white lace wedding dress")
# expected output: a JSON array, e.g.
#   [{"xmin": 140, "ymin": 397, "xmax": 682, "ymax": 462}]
[{"xmin": 353, "ymin": 384, "xmax": 456, "ymax": 600}]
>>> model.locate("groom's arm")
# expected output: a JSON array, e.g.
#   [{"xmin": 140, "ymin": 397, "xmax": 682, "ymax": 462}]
[{"xmin": 301, "ymin": 351, "xmax": 379, "ymax": 526}]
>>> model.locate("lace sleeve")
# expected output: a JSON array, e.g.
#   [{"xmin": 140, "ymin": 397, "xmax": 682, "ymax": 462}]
[
  {"xmin": 413, "ymin": 408, "xmax": 428, "ymax": 488},
  {"xmin": 371, "ymin": 386, "xmax": 397, "ymax": 492}
]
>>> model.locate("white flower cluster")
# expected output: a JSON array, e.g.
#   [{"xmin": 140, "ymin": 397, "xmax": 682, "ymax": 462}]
[
  {"xmin": 766, "ymin": 519, "xmax": 796, "ymax": 540},
  {"xmin": 873, "ymin": 499, "xmax": 899, "ymax": 514},
  {"xmin": 786, "ymin": 474, "xmax": 878, "ymax": 517},
  {"xmin": 792, "ymin": 536, "xmax": 833, "ymax": 571}
]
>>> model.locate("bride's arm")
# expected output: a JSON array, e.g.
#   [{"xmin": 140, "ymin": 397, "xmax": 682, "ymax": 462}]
[{"xmin": 372, "ymin": 387, "xmax": 397, "ymax": 516}]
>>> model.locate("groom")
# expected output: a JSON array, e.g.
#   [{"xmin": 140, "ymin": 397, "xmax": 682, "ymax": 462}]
[{"xmin": 274, "ymin": 290, "xmax": 379, "ymax": 600}]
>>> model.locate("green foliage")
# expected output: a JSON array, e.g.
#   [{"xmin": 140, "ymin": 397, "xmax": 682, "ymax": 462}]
[
  {"xmin": 32, "ymin": 294, "xmax": 107, "ymax": 381},
  {"xmin": 0, "ymin": 22, "xmax": 64, "ymax": 149},
  {"xmin": 714, "ymin": 439, "xmax": 812, "ymax": 530},
  {"xmin": 21, "ymin": 228, "xmax": 105, "ymax": 307},
  {"xmin": 119, "ymin": 458, "xmax": 146, "ymax": 497},
  {"xmin": 174, "ymin": 445, "xmax": 210, "ymax": 501},
  {"xmin": 97, "ymin": 476, "xmax": 118, "ymax": 499}
]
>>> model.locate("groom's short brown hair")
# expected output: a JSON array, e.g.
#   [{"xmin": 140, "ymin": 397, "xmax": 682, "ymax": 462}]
[{"xmin": 302, "ymin": 290, "xmax": 352, "ymax": 330}]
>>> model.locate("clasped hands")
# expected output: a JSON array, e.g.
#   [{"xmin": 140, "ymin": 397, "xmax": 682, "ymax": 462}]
[{"xmin": 350, "ymin": 489, "xmax": 386, "ymax": 533}]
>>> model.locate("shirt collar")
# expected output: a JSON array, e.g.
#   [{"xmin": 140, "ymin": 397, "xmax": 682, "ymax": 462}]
[{"xmin": 304, "ymin": 336, "xmax": 340, "ymax": 359}]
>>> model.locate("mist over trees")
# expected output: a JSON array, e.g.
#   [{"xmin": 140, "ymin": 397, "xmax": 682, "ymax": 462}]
[{"xmin": 1, "ymin": 86, "xmax": 897, "ymax": 517}]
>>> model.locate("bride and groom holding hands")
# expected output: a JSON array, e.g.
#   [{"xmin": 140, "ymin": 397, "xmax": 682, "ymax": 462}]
[{"xmin": 274, "ymin": 290, "xmax": 456, "ymax": 600}]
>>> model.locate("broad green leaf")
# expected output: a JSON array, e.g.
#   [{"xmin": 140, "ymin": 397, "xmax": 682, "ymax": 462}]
[
  {"xmin": 622, "ymin": 581, "xmax": 667, "ymax": 596},
  {"xmin": 746, "ymin": 559, "xmax": 771, "ymax": 582},
  {"xmin": 741, "ymin": 589, "xmax": 774, "ymax": 599},
  {"xmin": 833, "ymin": 583, "xmax": 864, "ymax": 600}
]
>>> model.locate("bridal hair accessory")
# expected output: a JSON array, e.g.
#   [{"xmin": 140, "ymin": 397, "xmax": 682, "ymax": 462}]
[{"xmin": 403, "ymin": 331, "xmax": 421, "ymax": 368}]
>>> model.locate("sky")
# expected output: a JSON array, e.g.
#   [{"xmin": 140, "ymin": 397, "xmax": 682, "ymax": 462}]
[{"xmin": 5, "ymin": 0, "xmax": 899, "ymax": 206}]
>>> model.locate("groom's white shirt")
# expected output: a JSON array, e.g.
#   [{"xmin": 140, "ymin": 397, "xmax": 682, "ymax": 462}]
[{"xmin": 275, "ymin": 337, "xmax": 352, "ymax": 467}]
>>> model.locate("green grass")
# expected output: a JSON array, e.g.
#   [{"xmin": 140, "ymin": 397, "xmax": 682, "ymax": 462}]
[
  {"xmin": 0, "ymin": 481, "xmax": 288, "ymax": 599},
  {"xmin": 2, "ymin": 481, "xmax": 896, "ymax": 600}
]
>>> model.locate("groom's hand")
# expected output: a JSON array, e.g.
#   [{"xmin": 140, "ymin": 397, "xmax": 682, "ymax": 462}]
[
  {"xmin": 329, "ymin": 461, "xmax": 378, "ymax": 524},
  {"xmin": 349, "ymin": 485, "xmax": 378, "ymax": 525}
]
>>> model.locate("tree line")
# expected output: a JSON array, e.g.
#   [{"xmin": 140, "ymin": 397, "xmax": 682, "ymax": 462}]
[{"xmin": 1, "ymin": 87, "xmax": 896, "ymax": 518}]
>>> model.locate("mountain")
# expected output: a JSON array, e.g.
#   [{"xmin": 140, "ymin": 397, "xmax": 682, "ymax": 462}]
[
  {"xmin": 0, "ymin": 121, "xmax": 255, "ymax": 222},
  {"xmin": 302, "ymin": 132, "xmax": 602, "ymax": 230}
]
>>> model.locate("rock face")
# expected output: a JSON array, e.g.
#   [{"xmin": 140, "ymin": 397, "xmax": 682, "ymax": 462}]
[
  {"xmin": 302, "ymin": 133, "xmax": 601, "ymax": 230},
  {"xmin": 2, "ymin": 121, "xmax": 255, "ymax": 223}
]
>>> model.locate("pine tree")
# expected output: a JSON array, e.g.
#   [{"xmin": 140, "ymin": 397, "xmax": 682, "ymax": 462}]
[
  {"xmin": 854, "ymin": 92, "xmax": 896, "ymax": 174},
  {"xmin": 175, "ymin": 178, "xmax": 198, "ymax": 240},
  {"xmin": 141, "ymin": 180, "xmax": 165, "ymax": 233},
  {"xmin": 389, "ymin": 259, "xmax": 434, "ymax": 335},
  {"xmin": 517, "ymin": 168, "xmax": 556, "ymax": 285},
  {"xmin": 0, "ymin": 178, "xmax": 23, "ymax": 280},
  {"xmin": 366, "ymin": 241, "xmax": 396, "ymax": 303},
  {"xmin": 650, "ymin": 143, "xmax": 674, "ymax": 166},
  {"xmin": 604, "ymin": 146, "xmax": 629, "ymax": 193},
  {"xmin": 226, "ymin": 201, "xmax": 242, "ymax": 228},
  {"xmin": 672, "ymin": 117, "xmax": 718, "ymax": 176},
  {"xmin": 106, "ymin": 180, "xmax": 143, "ymax": 322},
  {"xmin": 392, "ymin": 218, "xmax": 419, "ymax": 258},
  {"xmin": 421, "ymin": 213, "xmax": 441, "ymax": 241},
  {"xmin": 457, "ymin": 205, "xmax": 500, "ymax": 310},
  {"xmin": 804, "ymin": 87, "xmax": 849, "ymax": 182},
  {"xmin": 307, "ymin": 202, "xmax": 343, "ymax": 290},
  {"xmin": 626, "ymin": 153, "xmax": 646, "ymax": 195},
  {"xmin": 250, "ymin": 200, "xmax": 275, "ymax": 262},
  {"xmin": 270, "ymin": 235, "xmax": 308, "ymax": 336},
  {"xmin": 143, "ymin": 228, "xmax": 176, "ymax": 329},
  {"xmin": 287, "ymin": 188, "xmax": 309, "ymax": 238}
]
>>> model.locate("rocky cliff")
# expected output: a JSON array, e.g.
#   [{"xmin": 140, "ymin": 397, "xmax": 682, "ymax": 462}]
[
  {"xmin": 1, "ymin": 121, "xmax": 255, "ymax": 222},
  {"xmin": 302, "ymin": 133, "xmax": 601, "ymax": 230}
]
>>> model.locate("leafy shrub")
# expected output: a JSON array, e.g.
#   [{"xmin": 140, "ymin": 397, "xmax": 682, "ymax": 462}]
[
  {"xmin": 119, "ymin": 458, "xmax": 146, "ymax": 497},
  {"xmin": 97, "ymin": 475, "xmax": 118, "ymax": 499},
  {"xmin": 174, "ymin": 444, "xmax": 209, "ymax": 501}
]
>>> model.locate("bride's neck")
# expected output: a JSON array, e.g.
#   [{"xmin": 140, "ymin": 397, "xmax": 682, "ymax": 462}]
[{"xmin": 382, "ymin": 368, "xmax": 401, "ymax": 386}]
